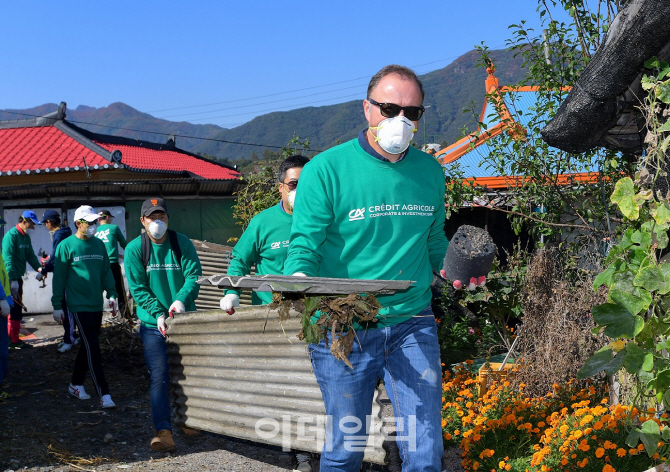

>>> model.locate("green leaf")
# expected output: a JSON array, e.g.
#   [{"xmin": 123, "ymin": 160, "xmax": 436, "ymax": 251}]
[
  {"xmin": 642, "ymin": 220, "xmax": 670, "ymax": 250},
  {"xmin": 637, "ymin": 420, "xmax": 661, "ymax": 457},
  {"xmin": 593, "ymin": 266, "xmax": 615, "ymax": 290},
  {"xmin": 623, "ymin": 343, "xmax": 646, "ymax": 374},
  {"xmin": 634, "ymin": 265, "xmax": 670, "ymax": 293},
  {"xmin": 652, "ymin": 369, "xmax": 670, "ymax": 402},
  {"xmin": 592, "ymin": 302, "xmax": 644, "ymax": 339},
  {"xmin": 658, "ymin": 82, "xmax": 670, "ymax": 104},
  {"xmin": 577, "ymin": 348, "xmax": 624, "ymax": 379},
  {"xmin": 610, "ymin": 273, "xmax": 653, "ymax": 315},
  {"xmin": 662, "ymin": 425, "xmax": 670, "ymax": 441},
  {"xmin": 643, "ymin": 352, "xmax": 655, "ymax": 372},
  {"xmin": 611, "ymin": 177, "xmax": 639, "ymax": 220}
]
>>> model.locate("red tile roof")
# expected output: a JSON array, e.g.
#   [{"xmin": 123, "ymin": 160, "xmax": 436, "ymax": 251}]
[
  {"xmin": 0, "ymin": 126, "xmax": 110, "ymax": 175},
  {"xmin": 94, "ymin": 142, "xmax": 240, "ymax": 180},
  {"xmin": 0, "ymin": 119, "xmax": 241, "ymax": 180}
]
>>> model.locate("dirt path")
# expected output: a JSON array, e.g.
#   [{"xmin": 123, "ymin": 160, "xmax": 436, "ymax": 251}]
[{"xmin": 0, "ymin": 313, "xmax": 300, "ymax": 471}]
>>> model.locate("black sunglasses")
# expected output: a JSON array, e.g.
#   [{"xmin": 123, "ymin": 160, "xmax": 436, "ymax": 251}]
[
  {"xmin": 368, "ymin": 98, "xmax": 425, "ymax": 121},
  {"xmin": 282, "ymin": 180, "xmax": 298, "ymax": 191}
]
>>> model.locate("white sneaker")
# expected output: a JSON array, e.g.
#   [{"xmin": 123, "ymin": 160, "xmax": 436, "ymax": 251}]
[
  {"xmin": 68, "ymin": 384, "xmax": 90, "ymax": 400},
  {"xmin": 58, "ymin": 342, "xmax": 72, "ymax": 353},
  {"xmin": 293, "ymin": 452, "xmax": 312, "ymax": 472},
  {"xmin": 100, "ymin": 394, "xmax": 116, "ymax": 409}
]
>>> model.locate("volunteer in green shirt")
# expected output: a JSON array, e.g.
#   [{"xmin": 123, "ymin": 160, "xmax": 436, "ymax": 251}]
[
  {"xmin": 283, "ymin": 65, "xmax": 448, "ymax": 471},
  {"xmin": 2, "ymin": 210, "xmax": 44, "ymax": 349},
  {"xmin": 220, "ymin": 155, "xmax": 310, "ymax": 311},
  {"xmin": 95, "ymin": 209, "xmax": 128, "ymax": 316},
  {"xmin": 51, "ymin": 205, "xmax": 118, "ymax": 409},
  {"xmin": 125, "ymin": 197, "xmax": 201, "ymax": 453}
]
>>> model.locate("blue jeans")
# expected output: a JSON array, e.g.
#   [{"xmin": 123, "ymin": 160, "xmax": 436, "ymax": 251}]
[
  {"xmin": 0, "ymin": 315, "xmax": 8, "ymax": 385},
  {"xmin": 309, "ymin": 310, "xmax": 443, "ymax": 472},
  {"xmin": 140, "ymin": 324, "xmax": 171, "ymax": 432}
]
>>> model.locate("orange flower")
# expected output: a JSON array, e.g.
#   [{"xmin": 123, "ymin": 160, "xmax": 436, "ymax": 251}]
[
  {"xmin": 602, "ymin": 465, "xmax": 616, "ymax": 472},
  {"xmin": 577, "ymin": 457, "xmax": 588, "ymax": 468},
  {"xmin": 616, "ymin": 448, "xmax": 626, "ymax": 457},
  {"xmin": 595, "ymin": 447, "xmax": 605, "ymax": 458}
]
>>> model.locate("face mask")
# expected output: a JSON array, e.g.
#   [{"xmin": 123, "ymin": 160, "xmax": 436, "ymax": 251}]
[
  {"xmin": 287, "ymin": 190, "xmax": 297, "ymax": 210},
  {"xmin": 148, "ymin": 220, "xmax": 168, "ymax": 239},
  {"xmin": 85, "ymin": 224, "xmax": 97, "ymax": 238},
  {"xmin": 369, "ymin": 116, "xmax": 417, "ymax": 154}
]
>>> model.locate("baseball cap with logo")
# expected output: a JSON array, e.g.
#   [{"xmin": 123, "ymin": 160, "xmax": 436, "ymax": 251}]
[
  {"xmin": 141, "ymin": 198, "xmax": 169, "ymax": 217},
  {"xmin": 22, "ymin": 210, "xmax": 42, "ymax": 225},
  {"xmin": 98, "ymin": 209, "xmax": 113, "ymax": 218},
  {"xmin": 73, "ymin": 205, "xmax": 99, "ymax": 223}
]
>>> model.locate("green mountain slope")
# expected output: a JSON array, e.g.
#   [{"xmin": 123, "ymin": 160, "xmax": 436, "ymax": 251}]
[{"xmin": 0, "ymin": 48, "xmax": 525, "ymax": 161}]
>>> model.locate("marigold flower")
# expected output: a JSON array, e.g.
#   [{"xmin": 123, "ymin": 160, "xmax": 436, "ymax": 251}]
[
  {"xmin": 628, "ymin": 448, "xmax": 638, "ymax": 455},
  {"xmin": 577, "ymin": 457, "xmax": 588, "ymax": 468},
  {"xmin": 602, "ymin": 465, "xmax": 616, "ymax": 472},
  {"xmin": 616, "ymin": 448, "xmax": 626, "ymax": 457},
  {"xmin": 595, "ymin": 447, "xmax": 605, "ymax": 458}
]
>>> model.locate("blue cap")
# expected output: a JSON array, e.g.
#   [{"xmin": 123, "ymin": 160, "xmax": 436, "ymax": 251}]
[
  {"xmin": 21, "ymin": 210, "xmax": 42, "ymax": 225},
  {"xmin": 0, "ymin": 217, "xmax": 6, "ymax": 225},
  {"xmin": 41, "ymin": 209, "xmax": 60, "ymax": 223}
]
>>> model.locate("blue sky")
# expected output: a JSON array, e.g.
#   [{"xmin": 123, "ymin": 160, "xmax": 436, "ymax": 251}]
[{"xmin": 1, "ymin": 1, "xmax": 569, "ymax": 129}]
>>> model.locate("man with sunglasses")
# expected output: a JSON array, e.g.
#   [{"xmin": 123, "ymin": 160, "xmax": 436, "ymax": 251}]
[
  {"xmin": 220, "ymin": 155, "xmax": 311, "ymax": 313},
  {"xmin": 284, "ymin": 65, "xmax": 448, "ymax": 471}
]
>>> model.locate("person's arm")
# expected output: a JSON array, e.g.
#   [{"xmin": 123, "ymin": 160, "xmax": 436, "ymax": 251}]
[
  {"xmin": 51, "ymin": 244, "xmax": 67, "ymax": 309},
  {"xmin": 43, "ymin": 230, "xmax": 67, "ymax": 274},
  {"xmin": 116, "ymin": 226, "xmax": 127, "ymax": 249},
  {"xmin": 25, "ymin": 235, "xmax": 41, "ymax": 272},
  {"xmin": 174, "ymin": 235, "xmax": 202, "ymax": 307},
  {"xmin": 125, "ymin": 241, "xmax": 167, "ymax": 320},
  {"xmin": 224, "ymin": 220, "xmax": 259, "ymax": 297},
  {"xmin": 101, "ymin": 249, "xmax": 118, "ymax": 299},
  {"xmin": 283, "ymin": 163, "xmax": 330, "ymax": 276},
  {"xmin": 1, "ymin": 231, "xmax": 17, "ymax": 279},
  {"xmin": 427, "ymin": 166, "xmax": 450, "ymax": 272}
]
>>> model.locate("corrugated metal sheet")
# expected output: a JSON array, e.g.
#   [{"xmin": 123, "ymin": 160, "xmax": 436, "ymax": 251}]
[
  {"xmin": 166, "ymin": 307, "xmax": 387, "ymax": 464},
  {"xmin": 192, "ymin": 240, "xmax": 253, "ymax": 308}
]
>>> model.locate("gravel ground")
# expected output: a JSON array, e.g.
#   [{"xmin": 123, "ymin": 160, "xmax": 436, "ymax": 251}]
[{"xmin": 0, "ymin": 313, "xmax": 464, "ymax": 472}]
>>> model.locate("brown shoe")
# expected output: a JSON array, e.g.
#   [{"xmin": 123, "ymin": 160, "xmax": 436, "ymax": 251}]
[
  {"xmin": 150, "ymin": 429, "xmax": 176, "ymax": 452},
  {"xmin": 182, "ymin": 426, "xmax": 201, "ymax": 436}
]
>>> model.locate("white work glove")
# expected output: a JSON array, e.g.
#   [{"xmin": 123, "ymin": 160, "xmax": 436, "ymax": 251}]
[
  {"xmin": 157, "ymin": 315, "xmax": 167, "ymax": 337},
  {"xmin": 169, "ymin": 300, "xmax": 186, "ymax": 316},
  {"xmin": 292, "ymin": 272, "xmax": 307, "ymax": 277},
  {"xmin": 0, "ymin": 299, "xmax": 9, "ymax": 317},
  {"xmin": 219, "ymin": 294, "xmax": 239, "ymax": 315},
  {"xmin": 53, "ymin": 309, "xmax": 64, "ymax": 324},
  {"xmin": 109, "ymin": 297, "xmax": 117, "ymax": 317},
  {"xmin": 10, "ymin": 281, "xmax": 19, "ymax": 298}
]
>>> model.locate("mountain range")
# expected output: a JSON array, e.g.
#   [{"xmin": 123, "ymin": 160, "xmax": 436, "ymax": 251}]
[{"xmin": 0, "ymin": 48, "xmax": 526, "ymax": 162}]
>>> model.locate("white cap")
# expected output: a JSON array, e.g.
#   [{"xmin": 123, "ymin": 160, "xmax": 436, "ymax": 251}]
[{"xmin": 74, "ymin": 205, "xmax": 99, "ymax": 223}]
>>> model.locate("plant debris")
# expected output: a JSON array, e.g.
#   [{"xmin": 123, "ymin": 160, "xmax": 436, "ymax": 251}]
[{"xmin": 268, "ymin": 292, "xmax": 382, "ymax": 367}]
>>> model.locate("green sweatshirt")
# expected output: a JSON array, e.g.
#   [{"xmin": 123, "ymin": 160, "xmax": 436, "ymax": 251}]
[
  {"xmin": 2, "ymin": 225, "xmax": 41, "ymax": 280},
  {"xmin": 283, "ymin": 138, "xmax": 449, "ymax": 328},
  {"xmin": 125, "ymin": 231, "xmax": 202, "ymax": 327},
  {"xmin": 95, "ymin": 223, "xmax": 127, "ymax": 263},
  {"xmin": 51, "ymin": 236, "xmax": 117, "ymax": 312},
  {"xmin": 226, "ymin": 202, "xmax": 292, "ymax": 305}
]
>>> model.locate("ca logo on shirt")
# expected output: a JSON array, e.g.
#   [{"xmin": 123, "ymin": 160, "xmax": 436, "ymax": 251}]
[
  {"xmin": 349, "ymin": 208, "xmax": 365, "ymax": 221},
  {"xmin": 270, "ymin": 242, "xmax": 281, "ymax": 250},
  {"xmin": 96, "ymin": 228, "xmax": 111, "ymax": 243}
]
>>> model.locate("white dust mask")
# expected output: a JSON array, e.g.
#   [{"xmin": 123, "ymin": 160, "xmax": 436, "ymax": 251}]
[
  {"xmin": 369, "ymin": 116, "xmax": 417, "ymax": 155},
  {"xmin": 287, "ymin": 190, "xmax": 297, "ymax": 210},
  {"xmin": 148, "ymin": 220, "xmax": 168, "ymax": 239},
  {"xmin": 85, "ymin": 224, "xmax": 97, "ymax": 238}
]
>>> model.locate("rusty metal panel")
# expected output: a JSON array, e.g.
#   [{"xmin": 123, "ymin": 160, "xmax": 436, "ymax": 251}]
[
  {"xmin": 192, "ymin": 240, "xmax": 253, "ymax": 308},
  {"xmin": 166, "ymin": 307, "xmax": 387, "ymax": 464},
  {"xmin": 199, "ymin": 274, "xmax": 414, "ymax": 295}
]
